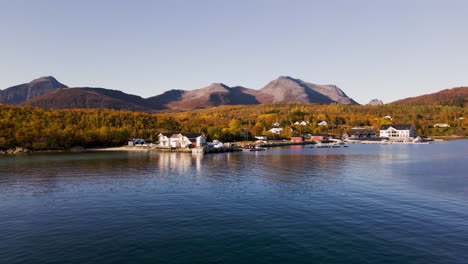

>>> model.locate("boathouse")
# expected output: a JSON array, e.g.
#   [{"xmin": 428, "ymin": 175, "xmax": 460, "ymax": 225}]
[
  {"xmin": 291, "ymin": 136, "xmax": 304, "ymax": 142},
  {"xmin": 309, "ymin": 134, "xmax": 330, "ymax": 141},
  {"xmin": 343, "ymin": 130, "xmax": 377, "ymax": 139}
]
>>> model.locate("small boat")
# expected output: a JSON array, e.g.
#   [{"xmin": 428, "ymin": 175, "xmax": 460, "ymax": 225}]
[
  {"xmin": 242, "ymin": 145, "xmax": 266, "ymax": 151},
  {"xmin": 250, "ymin": 147, "xmax": 266, "ymax": 151}
]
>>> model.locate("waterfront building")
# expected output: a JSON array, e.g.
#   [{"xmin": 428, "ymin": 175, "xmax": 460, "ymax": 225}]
[
  {"xmin": 157, "ymin": 133, "xmax": 173, "ymax": 148},
  {"xmin": 343, "ymin": 130, "xmax": 377, "ymax": 139},
  {"xmin": 291, "ymin": 136, "xmax": 304, "ymax": 142},
  {"xmin": 380, "ymin": 124, "xmax": 416, "ymax": 138},
  {"xmin": 309, "ymin": 134, "xmax": 331, "ymax": 141},
  {"xmin": 158, "ymin": 133, "xmax": 207, "ymax": 148}
]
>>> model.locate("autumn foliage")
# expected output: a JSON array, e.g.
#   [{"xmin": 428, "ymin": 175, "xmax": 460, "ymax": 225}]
[{"xmin": 0, "ymin": 103, "xmax": 466, "ymax": 150}]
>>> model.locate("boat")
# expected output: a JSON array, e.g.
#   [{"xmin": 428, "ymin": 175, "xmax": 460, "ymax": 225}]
[
  {"xmin": 242, "ymin": 145, "xmax": 266, "ymax": 151},
  {"xmin": 314, "ymin": 142, "xmax": 348, "ymax": 148},
  {"xmin": 250, "ymin": 146, "xmax": 266, "ymax": 151}
]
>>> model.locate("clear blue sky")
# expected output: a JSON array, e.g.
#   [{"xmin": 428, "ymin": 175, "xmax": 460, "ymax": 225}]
[{"xmin": 1, "ymin": 0, "xmax": 467, "ymax": 104}]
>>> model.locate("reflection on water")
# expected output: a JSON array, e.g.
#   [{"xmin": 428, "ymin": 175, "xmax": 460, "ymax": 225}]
[
  {"xmin": 0, "ymin": 142, "xmax": 466, "ymax": 199},
  {"xmin": 0, "ymin": 141, "xmax": 467, "ymax": 264}
]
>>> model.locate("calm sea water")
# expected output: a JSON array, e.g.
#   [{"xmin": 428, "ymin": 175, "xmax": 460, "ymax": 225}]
[{"xmin": 0, "ymin": 141, "xmax": 467, "ymax": 264}]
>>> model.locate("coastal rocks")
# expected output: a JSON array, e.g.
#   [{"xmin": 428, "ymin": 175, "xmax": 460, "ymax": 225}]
[{"xmin": 0, "ymin": 147, "xmax": 31, "ymax": 154}]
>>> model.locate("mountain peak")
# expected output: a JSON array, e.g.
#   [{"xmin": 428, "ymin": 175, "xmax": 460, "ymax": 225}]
[
  {"xmin": 277, "ymin": 76, "xmax": 300, "ymax": 82},
  {"xmin": 368, "ymin": 99, "xmax": 384, "ymax": 105},
  {"xmin": 208, "ymin": 83, "xmax": 230, "ymax": 89},
  {"xmin": 30, "ymin": 76, "xmax": 57, "ymax": 83},
  {"xmin": 259, "ymin": 76, "xmax": 358, "ymax": 105},
  {"xmin": 0, "ymin": 76, "xmax": 68, "ymax": 105}
]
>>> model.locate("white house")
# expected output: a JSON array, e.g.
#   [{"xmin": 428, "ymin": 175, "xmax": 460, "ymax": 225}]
[
  {"xmin": 273, "ymin": 122, "xmax": 280, "ymax": 127},
  {"xmin": 159, "ymin": 133, "xmax": 206, "ymax": 148},
  {"xmin": 255, "ymin": 135, "xmax": 268, "ymax": 141},
  {"xmin": 176, "ymin": 133, "xmax": 206, "ymax": 148},
  {"xmin": 294, "ymin": 121, "xmax": 309, "ymax": 126},
  {"xmin": 269, "ymin": 127, "xmax": 283, "ymax": 135},
  {"xmin": 317, "ymin": 120, "xmax": 328, "ymax": 126},
  {"xmin": 157, "ymin": 133, "xmax": 173, "ymax": 148},
  {"xmin": 384, "ymin": 116, "xmax": 393, "ymax": 120},
  {"xmin": 380, "ymin": 124, "xmax": 416, "ymax": 138}
]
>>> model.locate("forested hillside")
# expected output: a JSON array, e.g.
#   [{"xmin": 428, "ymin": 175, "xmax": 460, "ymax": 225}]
[
  {"xmin": 0, "ymin": 103, "xmax": 465, "ymax": 150},
  {"xmin": 391, "ymin": 87, "xmax": 467, "ymax": 107}
]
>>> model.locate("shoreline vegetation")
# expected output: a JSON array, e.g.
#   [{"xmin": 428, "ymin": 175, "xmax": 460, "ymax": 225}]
[{"xmin": 0, "ymin": 103, "xmax": 465, "ymax": 153}]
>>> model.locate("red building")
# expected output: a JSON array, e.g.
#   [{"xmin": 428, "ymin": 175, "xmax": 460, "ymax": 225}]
[
  {"xmin": 291, "ymin": 136, "xmax": 304, "ymax": 142},
  {"xmin": 309, "ymin": 134, "xmax": 330, "ymax": 141}
]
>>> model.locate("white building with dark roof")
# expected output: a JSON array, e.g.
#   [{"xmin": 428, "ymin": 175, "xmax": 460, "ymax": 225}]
[
  {"xmin": 380, "ymin": 124, "xmax": 416, "ymax": 138},
  {"xmin": 343, "ymin": 130, "xmax": 376, "ymax": 139}
]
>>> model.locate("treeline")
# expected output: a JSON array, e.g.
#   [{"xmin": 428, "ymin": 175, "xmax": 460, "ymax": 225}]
[
  {"xmin": 0, "ymin": 103, "xmax": 466, "ymax": 150},
  {"xmin": 0, "ymin": 106, "xmax": 180, "ymax": 150}
]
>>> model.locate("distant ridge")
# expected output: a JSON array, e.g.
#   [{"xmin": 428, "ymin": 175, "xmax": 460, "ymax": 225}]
[
  {"xmin": 21, "ymin": 88, "xmax": 152, "ymax": 112},
  {"xmin": 391, "ymin": 87, "xmax": 468, "ymax": 108},
  {"xmin": 147, "ymin": 76, "xmax": 359, "ymax": 110},
  {"xmin": 146, "ymin": 83, "xmax": 260, "ymax": 111},
  {"xmin": 368, "ymin": 99, "xmax": 383, "ymax": 105},
  {"xmin": 4, "ymin": 75, "xmax": 360, "ymax": 112}
]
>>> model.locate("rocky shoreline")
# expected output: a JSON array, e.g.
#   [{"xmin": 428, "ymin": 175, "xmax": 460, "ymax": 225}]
[{"xmin": 0, "ymin": 147, "xmax": 32, "ymax": 154}]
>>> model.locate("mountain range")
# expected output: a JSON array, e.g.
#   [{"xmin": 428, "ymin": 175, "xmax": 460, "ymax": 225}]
[
  {"xmin": 0, "ymin": 76, "xmax": 359, "ymax": 112},
  {"xmin": 1, "ymin": 76, "xmax": 466, "ymax": 112}
]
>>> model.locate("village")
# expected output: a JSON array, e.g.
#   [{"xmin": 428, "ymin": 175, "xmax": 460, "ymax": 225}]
[{"xmin": 127, "ymin": 122, "xmax": 432, "ymax": 154}]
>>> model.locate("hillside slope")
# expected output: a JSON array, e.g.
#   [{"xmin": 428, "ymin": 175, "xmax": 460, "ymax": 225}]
[
  {"xmin": 21, "ymin": 88, "xmax": 152, "ymax": 112},
  {"xmin": 391, "ymin": 87, "xmax": 468, "ymax": 107}
]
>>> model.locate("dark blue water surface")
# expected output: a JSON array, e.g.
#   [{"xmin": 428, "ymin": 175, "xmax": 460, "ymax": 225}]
[{"xmin": 0, "ymin": 140, "xmax": 467, "ymax": 264}]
